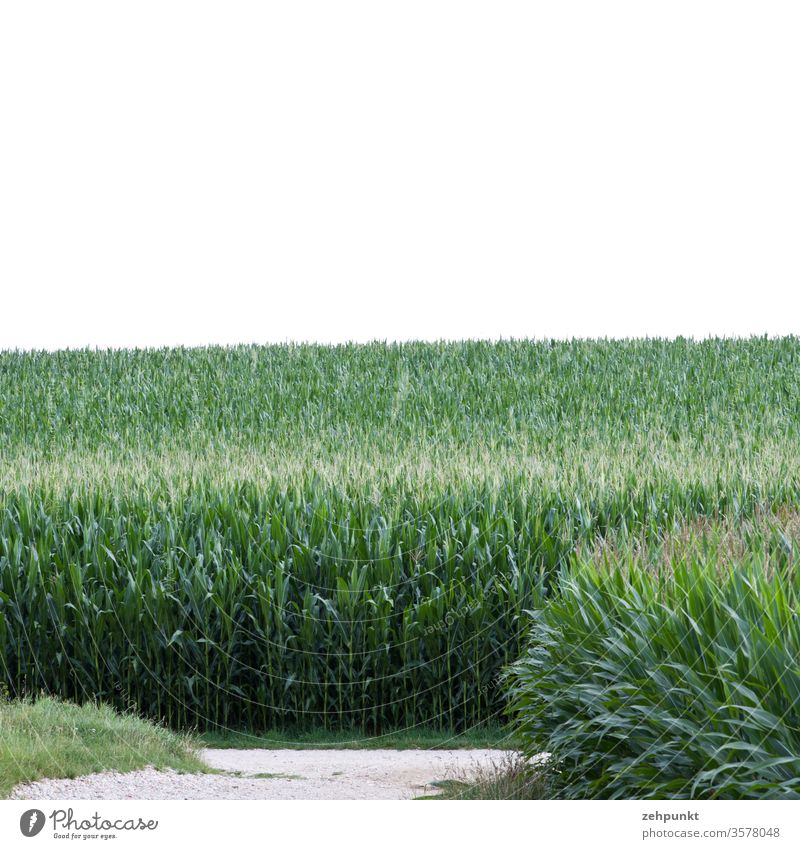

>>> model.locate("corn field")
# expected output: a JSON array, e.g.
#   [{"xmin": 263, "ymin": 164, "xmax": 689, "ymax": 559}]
[
  {"xmin": 508, "ymin": 519, "xmax": 800, "ymax": 798},
  {"xmin": 1, "ymin": 339, "xmax": 799, "ymax": 735}
]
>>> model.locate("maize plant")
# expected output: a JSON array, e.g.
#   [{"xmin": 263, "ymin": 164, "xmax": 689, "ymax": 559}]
[{"xmin": 0, "ymin": 339, "xmax": 799, "ymax": 732}]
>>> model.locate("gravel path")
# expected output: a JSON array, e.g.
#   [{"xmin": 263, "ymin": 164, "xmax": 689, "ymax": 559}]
[{"xmin": 10, "ymin": 748, "xmax": 507, "ymax": 800}]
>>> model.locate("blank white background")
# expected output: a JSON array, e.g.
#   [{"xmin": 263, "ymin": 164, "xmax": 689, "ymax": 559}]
[{"xmin": 1, "ymin": 1, "xmax": 798, "ymax": 349}]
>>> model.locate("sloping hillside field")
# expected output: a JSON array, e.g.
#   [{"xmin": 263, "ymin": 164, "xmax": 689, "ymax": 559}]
[{"xmin": 2, "ymin": 339, "xmax": 799, "ymax": 797}]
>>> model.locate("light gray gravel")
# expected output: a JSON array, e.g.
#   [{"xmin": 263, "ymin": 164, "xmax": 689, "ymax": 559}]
[{"xmin": 10, "ymin": 748, "xmax": 508, "ymax": 800}]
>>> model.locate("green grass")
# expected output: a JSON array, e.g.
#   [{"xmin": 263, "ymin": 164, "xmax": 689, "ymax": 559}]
[
  {"xmin": 200, "ymin": 723, "xmax": 516, "ymax": 750},
  {"xmin": 415, "ymin": 752, "xmax": 554, "ymax": 800},
  {"xmin": 0, "ymin": 696, "xmax": 204, "ymax": 799},
  {"xmin": 251, "ymin": 772, "xmax": 304, "ymax": 779},
  {"xmin": 1, "ymin": 339, "xmax": 799, "ymax": 734}
]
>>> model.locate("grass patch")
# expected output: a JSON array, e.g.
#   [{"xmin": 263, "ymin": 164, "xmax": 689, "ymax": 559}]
[
  {"xmin": 225, "ymin": 769, "xmax": 304, "ymax": 779},
  {"xmin": 252, "ymin": 772, "xmax": 304, "ymax": 780},
  {"xmin": 0, "ymin": 697, "xmax": 205, "ymax": 799},
  {"xmin": 416, "ymin": 752, "xmax": 553, "ymax": 800},
  {"xmin": 200, "ymin": 724, "xmax": 516, "ymax": 750}
]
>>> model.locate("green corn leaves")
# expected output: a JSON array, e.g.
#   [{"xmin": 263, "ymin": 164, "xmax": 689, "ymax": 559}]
[
  {"xmin": 0, "ymin": 339, "xmax": 799, "ymax": 753},
  {"xmin": 507, "ymin": 540, "xmax": 800, "ymax": 799}
]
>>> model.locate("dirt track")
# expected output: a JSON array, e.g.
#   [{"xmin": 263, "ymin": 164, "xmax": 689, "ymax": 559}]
[{"xmin": 11, "ymin": 748, "xmax": 508, "ymax": 800}]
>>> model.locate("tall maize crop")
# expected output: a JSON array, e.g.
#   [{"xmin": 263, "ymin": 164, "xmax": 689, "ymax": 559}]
[{"xmin": 0, "ymin": 338, "xmax": 799, "ymax": 731}]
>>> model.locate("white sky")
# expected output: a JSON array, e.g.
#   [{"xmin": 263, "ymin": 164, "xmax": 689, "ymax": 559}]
[{"xmin": 1, "ymin": 2, "xmax": 798, "ymax": 350}]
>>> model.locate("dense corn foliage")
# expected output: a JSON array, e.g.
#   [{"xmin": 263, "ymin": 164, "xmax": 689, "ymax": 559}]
[
  {"xmin": 0, "ymin": 484, "xmax": 554, "ymax": 730},
  {"xmin": 1, "ymin": 339, "xmax": 799, "ymax": 733},
  {"xmin": 508, "ymin": 523, "xmax": 800, "ymax": 799}
]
